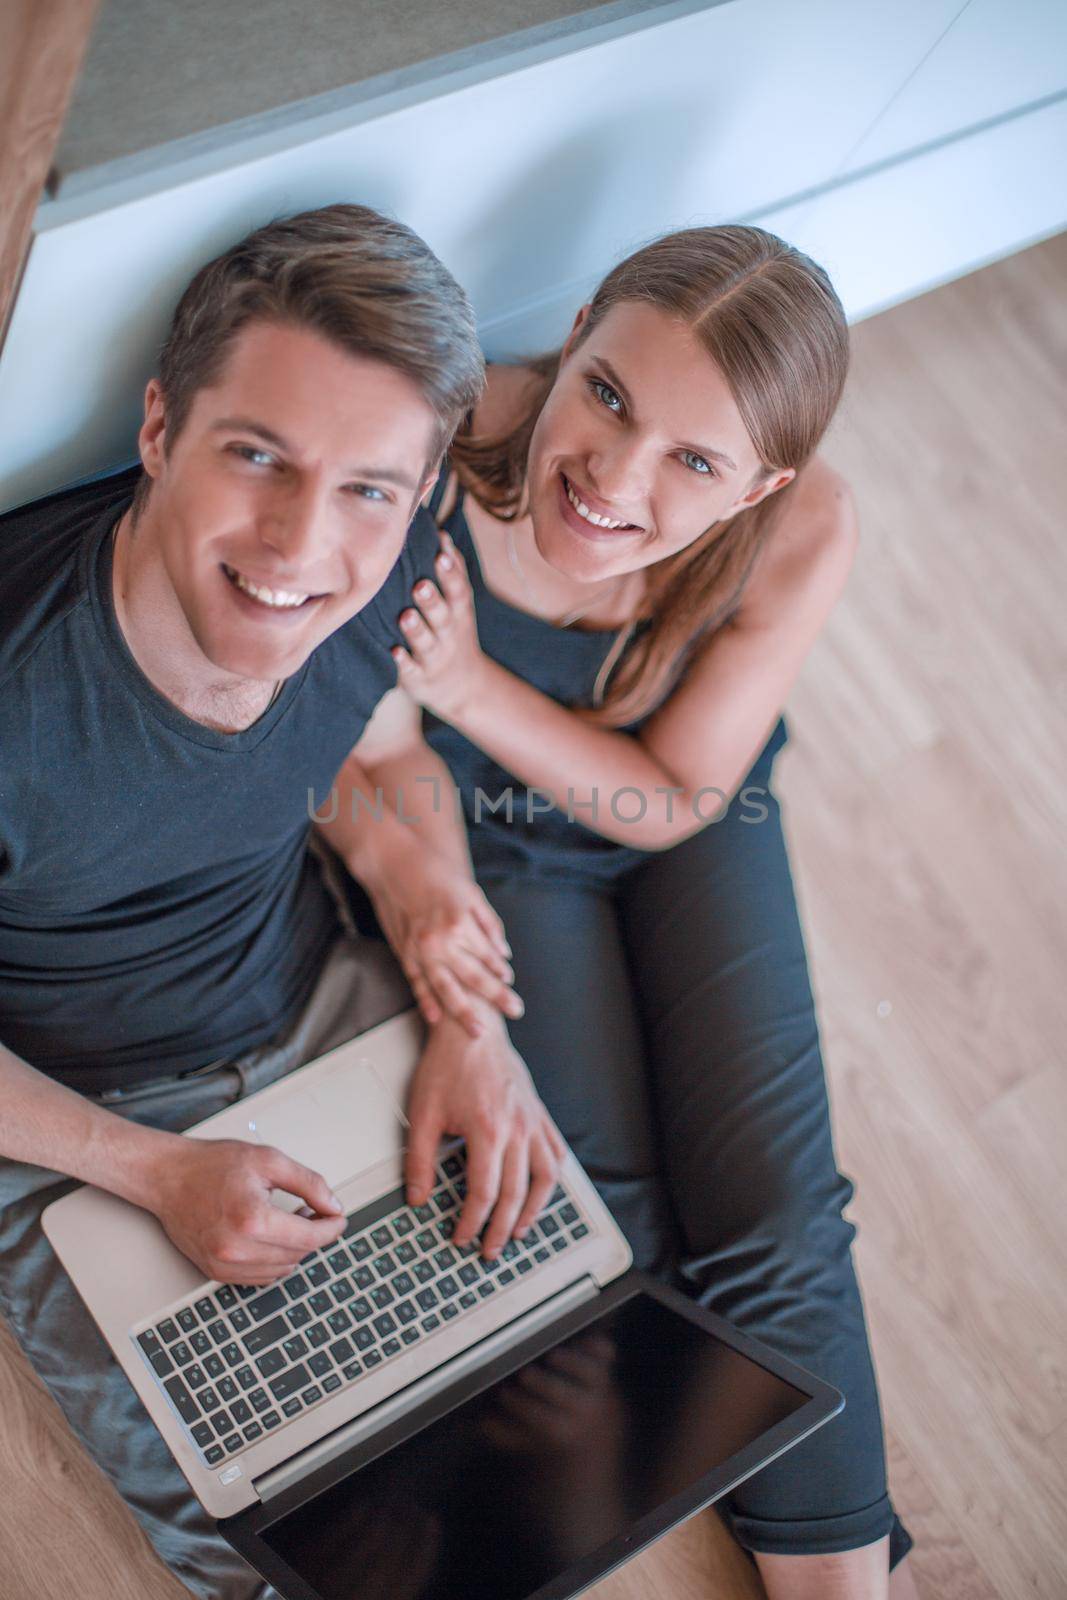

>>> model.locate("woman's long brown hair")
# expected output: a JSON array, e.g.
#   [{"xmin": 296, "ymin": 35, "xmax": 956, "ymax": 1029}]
[{"xmin": 450, "ymin": 225, "xmax": 849, "ymax": 727}]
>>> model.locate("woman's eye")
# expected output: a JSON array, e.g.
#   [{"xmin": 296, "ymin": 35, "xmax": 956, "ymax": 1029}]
[
  {"xmin": 589, "ymin": 378, "xmax": 623, "ymax": 414},
  {"xmin": 682, "ymin": 450, "xmax": 715, "ymax": 477}
]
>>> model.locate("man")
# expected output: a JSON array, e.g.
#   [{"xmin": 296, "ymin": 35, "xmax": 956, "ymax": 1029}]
[{"xmin": 0, "ymin": 203, "xmax": 563, "ymax": 1599}]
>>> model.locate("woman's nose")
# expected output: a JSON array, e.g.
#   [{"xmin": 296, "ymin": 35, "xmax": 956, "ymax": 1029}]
[{"xmin": 585, "ymin": 442, "xmax": 649, "ymax": 509}]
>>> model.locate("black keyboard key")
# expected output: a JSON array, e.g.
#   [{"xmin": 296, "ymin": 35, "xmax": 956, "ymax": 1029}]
[
  {"xmin": 148, "ymin": 1349, "xmax": 174, "ymax": 1379},
  {"xmin": 342, "ymin": 1361, "xmax": 362, "ymax": 1380},
  {"xmin": 163, "ymin": 1376, "xmax": 201, "ymax": 1425},
  {"xmin": 185, "ymin": 1363, "xmax": 207, "ymax": 1389},
  {"xmin": 308, "ymin": 1351, "xmax": 332, "ymax": 1378},
  {"xmin": 353, "ymin": 1266, "xmax": 375, "ymax": 1290},
  {"xmin": 301, "ymin": 1385, "xmax": 323, "ymax": 1405},
  {"xmin": 441, "ymin": 1303, "xmax": 459, "ymax": 1321},
  {"xmin": 551, "ymin": 1236, "xmax": 568, "ymax": 1253},
  {"xmin": 262, "ymin": 1410, "xmax": 281, "ymax": 1430},
  {"xmin": 415, "ymin": 1229, "xmax": 436, "ymax": 1252},
  {"xmin": 249, "ymin": 1387, "xmax": 271, "ymax": 1414},
  {"xmin": 194, "ymin": 1296, "xmax": 216, "ymax": 1321},
  {"xmin": 248, "ymin": 1288, "xmax": 286, "ymax": 1321},
  {"xmin": 269, "ymin": 1364, "xmax": 310, "ymax": 1402},
  {"xmin": 353, "ymin": 1326, "xmax": 375, "ymax": 1351},
  {"xmin": 332, "ymin": 1280, "xmax": 354, "ymax": 1304},
  {"xmin": 350, "ymin": 1296, "xmax": 372, "ymax": 1322},
  {"xmin": 282, "ymin": 1335, "xmax": 308, "ymax": 1362},
  {"xmin": 309, "ymin": 1290, "xmax": 332, "ymax": 1316},
  {"xmin": 229, "ymin": 1308, "xmax": 251, "ymax": 1333},
  {"xmin": 327, "ymin": 1249, "xmax": 351, "ymax": 1274},
  {"xmin": 283, "ymin": 1273, "xmax": 308, "ymax": 1300},
  {"xmin": 395, "ymin": 1300, "xmax": 417, "ymax": 1326},
  {"xmin": 459, "ymin": 1291, "xmax": 477, "ymax": 1309},
  {"xmin": 176, "ymin": 1307, "xmax": 198, "ymax": 1334},
  {"xmin": 237, "ymin": 1284, "xmax": 258, "ymax": 1300},
  {"xmin": 305, "ymin": 1261, "xmax": 330, "ymax": 1286},
  {"xmin": 421, "ymin": 1314, "xmax": 441, "ymax": 1332},
  {"xmin": 137, "ymin": 1329, "xmax": 163, "ymax": 1357},
  {"xmin": 559, "ymin": 1203, "xmax": 579, "ymax": 1225},
  {"xmin": 217, "ymin": 1375, "xmax": 239, "ymax": 1402},
  {"xmin": 393, "ymin": 1271, "xmax": 415, "ymax": 1296},
  {"xmin": 571, "ymin": 1222, "xmax": 589, "ymax": 1240},
  {"xmin": 395, "ymin": 1240, "xmax": 417, "ymax": 1265},
  {"xmin": 207, "ymin": 1318, "xmax": 229, "ymax": 1344},
  {"xmin": 191, "ymin": 1422, "xmax": 213, "ymax": 1448},
  {"xmin": 242, "ymin": 1422, "xmax": 263, "ymax": 1443},
  {"xmin": 413, "ymin": 1260, "xmax": 435, "ymax": 1285},
  {"xmin": 434, "ymin": 1248, "xmax": 456, "ymax": 1271},
  {"xmin": 498, "ymin": 1268, "xmax": 516, "ymax": 1285},
  {"xmin": 550, "ymin": 1186, "xmax": 566, "ymax": 1206},
  {"xmin": 329, "ymin": 1337, "xmax": 354, "ymax": 1364},
  {"xmin": 216, "ymin": 1287, "xmax": 237, "ymax": 1310},
  {"xmin": 400, "ymin": 1326, "xmax": 419, "ymax": 1346},
  {"xmin": 171, "ymin": 1340, "xmax": 192, "ymax": 1367},
  {"xmin": 223, "ymin": 1433, "xmax": 242, "ymax": 1454},
  {"xmin": 458, "ymin": 1264, "xmax": 478, "ymax": 1286},
  {"xmin": 231, "ymin": 1398, "xmax": 252, "ymax": 1425},
  {"xmin": 374, "ymin": 1252, "xmax": 396, "ymax": 1279},
  {"xmin": 282, "ymin": 1397, "xmax": 303, "ymax": 1418},
  {"xmin": 434, "ymin": 1190, "xmax": 457, "ymax": 1213},
  {"xmin": 438, "ymin": 1217, "xmax": 456, "ymax": 1240},
  {"xmin": 349, "ymin": 1236, "xmax": 372, "ymax": 1261},
  {"xmin": 288, "ymin": 1303, "xmax": 312, "ymax": 1330},
  {"xmin": 373, "ymin": 1312, "xmax": 396, "ymax": 1338},
  {"xmin": 540, "ymin": 1214, "xmax": 560, "ymax": 1237},
  {"xmin": 416, "ymin": 1288, "xmax": 438, "ymax": 1312},
  {"xmin": 208, "ymin": 1409, "xmax": 229, "ymax": 1435},
  {"xmin": 307, "ymin": 1322, "xmax": 329, "ymax": 1349},
  {"xmin": 478, "ymin": 1281, "xmax": 496, "ymax": 1298},
  {"xmin": 393, "ymin": 1213, "xmax": 415, "ymax": 1236},
  {"xmin": 322, "ymin": 1373, "xmax": 342, "ymax": 1393},
  {"xmin": 235, "ymin": 1365, "xmax": 257, "ymax": 1390},
  {"xmin": 437, "ymin": 1274, "xmax": 459, "ymax": 1298},
  {"xmin": 412, "ymin": 1203, "xmax": 434, "ymax": 1224},
  {"xmin": 327, "ymin": 1309, "xmax": 352, "ymax": 1335},
  {"xmin": 255, "ymin": 1348, "xmax": 286, "ymax": 1380},
  {"xmin": 370, "ymin": 1226, "xmax": 393, "ymax": 1250},
  {"xmin": 516, "ymin": 1258, "xmax": 533, "ymax": 1275},
  {"xmin": 244, "ymin": 1315, "xmax": 289, "ymax": 1356},
  {"xmin": 442, "ymin": 1154, "xmax": 463, "ymax": 1179},
  {"xmin": 221, "ymin": 1342, "xmax": 241, "ymax": 1366},
  {"xmin": 382, "ymin": 1338, "xmax": 401, "ymax": 1357},
  {"xmin": 190, "ymin": 1329, "xmax": 212, "ymax": 1357},
  {"xmin": 534, "ymin": 1246, "xmax": 550, "ymax": 1264},
  {"xmin": 205, "ymin": 1444, "xmax": 224, "ymax": 1465},
  {"xmin": 371, "ymin": 1285, "xmax": 394, "ymax": 1310},
  {"xmin": 363, "ymin": 1348, "xmax": 382, "ymax": 1368},
  {"xmin": 201, "ymin": 1385, "xmax": 220, "ymax": 1413}
]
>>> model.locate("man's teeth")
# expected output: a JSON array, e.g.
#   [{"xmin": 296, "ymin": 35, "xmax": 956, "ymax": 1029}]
[
  {"xmin": 564, "ymin": 478, "xmax": 634, "ymax": 530},
  {"xmin": 226, "ymin": 566, "xmax": 309, "ymax": 608}
]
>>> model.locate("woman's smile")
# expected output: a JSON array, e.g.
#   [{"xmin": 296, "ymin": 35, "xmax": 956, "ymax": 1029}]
[{"xmin": 555, "ymin": 471, "xmax": 646, "ymax": 547}]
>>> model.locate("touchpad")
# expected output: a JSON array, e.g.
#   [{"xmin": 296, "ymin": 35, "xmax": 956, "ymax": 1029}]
[{"xmin": 244, "ymin": 1057, "xmax": 404, "ymax": 1194}]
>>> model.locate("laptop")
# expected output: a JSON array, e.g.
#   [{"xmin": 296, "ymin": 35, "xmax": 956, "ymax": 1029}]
[{"xmin": 43, "ymin": 1005, "xmax": 843, "ymax": 1600}]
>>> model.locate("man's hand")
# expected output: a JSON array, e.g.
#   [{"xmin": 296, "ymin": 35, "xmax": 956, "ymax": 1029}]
[
  {"xmin": 405, "ymin": 1009, "xmax": 565, "ymax": 1260},
  {"xmin": 150, "ymin": 1136, "xmax": 348, "ymax": 1284}
]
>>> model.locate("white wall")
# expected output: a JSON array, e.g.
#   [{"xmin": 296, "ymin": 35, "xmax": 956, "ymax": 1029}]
[{"xmin": 2, "ymin": 0, "xmax": 1065, "ymax": 512}]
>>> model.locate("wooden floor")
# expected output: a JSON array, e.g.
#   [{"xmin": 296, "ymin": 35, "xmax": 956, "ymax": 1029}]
[{"xmin": 1, "ymin": 234, "xmax": 1065, "ymax": 1598}]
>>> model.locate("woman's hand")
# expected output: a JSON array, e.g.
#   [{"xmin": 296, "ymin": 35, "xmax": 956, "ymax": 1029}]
[
  {"xmin": 392, "ymin": 530, "xmax": 487, "ymax": 722},
  {"xmin": 362, "ymin": 838, "xmax": 524, "ymax": 1039}
]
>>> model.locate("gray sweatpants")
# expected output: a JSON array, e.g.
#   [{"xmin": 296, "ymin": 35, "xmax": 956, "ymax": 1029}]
[{"xmin": 0, "ymin": 922, "xmax": 413, "ymax": 1600}]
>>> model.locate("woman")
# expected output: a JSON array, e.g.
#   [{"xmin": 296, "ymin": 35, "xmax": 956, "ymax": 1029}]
[{"xmin": 356, "ymin": 225, "xmax": 916, "ymax": 1600}]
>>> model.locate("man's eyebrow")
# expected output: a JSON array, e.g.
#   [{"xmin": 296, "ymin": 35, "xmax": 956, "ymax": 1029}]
[
  {"xmin": 593, "ymin": 359, "xmax": 739, "ymax": 473},
  {"xmin": 210, "ymin": 417, "xmax": 419, "ymax": 489}
]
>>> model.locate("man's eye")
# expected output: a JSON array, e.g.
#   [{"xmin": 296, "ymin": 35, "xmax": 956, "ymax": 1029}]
[
  {"xmin": 589, "ymin": 378, "xmax": 623, "ymax": 414},
  {"xmin": 233, "ymin": 445, "xmax": 275, "ymax": 467},
  {"xmin": 682, "ymin": 450, "xmax": 715, "ymax": 477},
  {"xmin": 351, "ymin": 484, "xmax": 388, "ymax": 502}
]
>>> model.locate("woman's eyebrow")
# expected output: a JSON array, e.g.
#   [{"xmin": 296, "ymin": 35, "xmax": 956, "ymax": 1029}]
[{"xmin": 593, "ymin": 358, "xmax": 738, "ymax": 473}]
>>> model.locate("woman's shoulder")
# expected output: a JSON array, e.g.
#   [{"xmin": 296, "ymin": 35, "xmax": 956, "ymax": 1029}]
[{"xmin": 737, "ymin": 456, "xmax": 859, "ymax": 627}]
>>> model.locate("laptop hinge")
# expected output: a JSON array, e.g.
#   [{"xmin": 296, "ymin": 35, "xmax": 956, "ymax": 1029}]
[{"xmin": 253, "ymin": 1274, "xmax": 599, "ymax": 1502}]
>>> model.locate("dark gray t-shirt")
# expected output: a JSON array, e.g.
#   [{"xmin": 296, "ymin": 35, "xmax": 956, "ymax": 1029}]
[{"xmin": 0, "ymin": 467, "xmax": 434, "ymax": 1093}]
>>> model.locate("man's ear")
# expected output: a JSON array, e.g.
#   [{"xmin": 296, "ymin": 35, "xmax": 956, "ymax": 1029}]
[
  {"xmin": 560, "ymin": 303, "xmax": 592, "ymax": 363},
  {"xmin": 138, "ymin": 378, "xmax": 168, "ymax": 480}
]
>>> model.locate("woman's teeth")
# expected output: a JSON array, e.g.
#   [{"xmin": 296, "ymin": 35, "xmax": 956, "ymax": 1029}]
[
  {"xmin": 224, "ymin": 565, "xmax": 310, "ymax": 608},
  {"xmin": 564, "ymin": 477, "xmax": 635, "ymax": 530}
]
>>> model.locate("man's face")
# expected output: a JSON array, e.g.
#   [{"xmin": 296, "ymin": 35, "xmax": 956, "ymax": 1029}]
[{"xmin": 137, "ymin": 319, "xmax": 440, "ymax": 684}]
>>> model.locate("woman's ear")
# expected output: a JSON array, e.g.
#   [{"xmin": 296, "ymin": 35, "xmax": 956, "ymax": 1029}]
[
  {"xmin": 560, "ymin": 303, "xmax": 592, "ymax": 362},
  {"xmin": 733, "ymin": 467, "xmax": 795, "ymax": 514}
]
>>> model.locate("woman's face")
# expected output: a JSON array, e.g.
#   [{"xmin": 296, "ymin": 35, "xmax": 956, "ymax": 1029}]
[{"xmin": 524, "ymin": 301, "xmax": 794, "ymax": 582}]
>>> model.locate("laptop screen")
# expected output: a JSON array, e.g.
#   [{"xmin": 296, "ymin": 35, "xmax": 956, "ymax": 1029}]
[{"xmin": 259, "ymin": 1290, "xmax": 810, "ymax": 1600}]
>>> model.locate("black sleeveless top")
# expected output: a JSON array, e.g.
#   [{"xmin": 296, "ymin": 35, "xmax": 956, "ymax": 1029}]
[{"xmin": 420, "ymin": 464, "xmax": 660, "ymax": 884}]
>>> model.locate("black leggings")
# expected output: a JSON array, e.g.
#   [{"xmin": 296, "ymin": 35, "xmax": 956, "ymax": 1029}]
[{"xmin": 350, "ymin": 722, "xmax": 912, "ymax": 1567}]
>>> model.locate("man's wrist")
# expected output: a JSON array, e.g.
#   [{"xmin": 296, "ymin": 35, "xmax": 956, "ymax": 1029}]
[{"xmin": 82, "ymin": 1110, "xmax": 184, "ymax": 1212}]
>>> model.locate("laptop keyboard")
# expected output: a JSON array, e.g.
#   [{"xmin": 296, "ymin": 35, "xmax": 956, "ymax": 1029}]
[{"xmin": 133, "ymin": 1151, "xmax": 590, "ymax": 1470}]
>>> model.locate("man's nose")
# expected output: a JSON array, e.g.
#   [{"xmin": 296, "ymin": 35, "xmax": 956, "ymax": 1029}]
[{"xmin": 257, "ymin": 482, "xmax": 333, "ymax": 573}]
